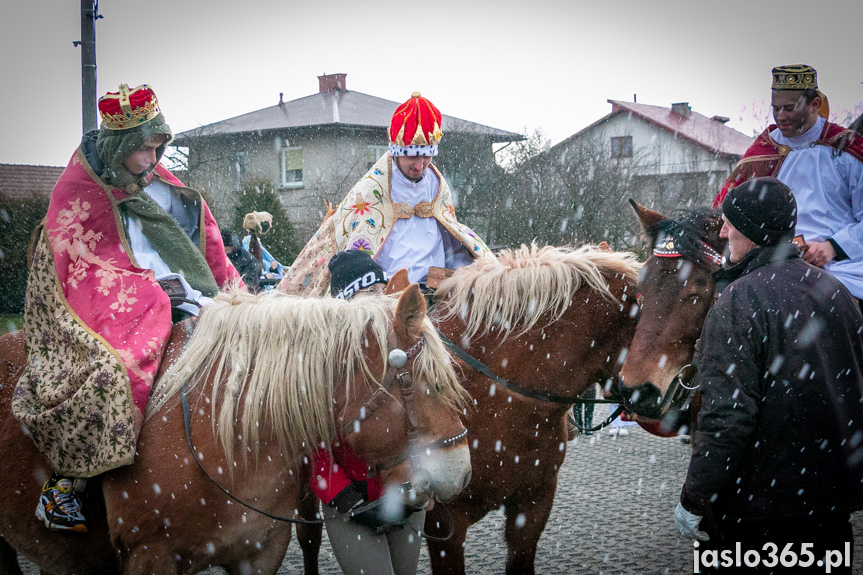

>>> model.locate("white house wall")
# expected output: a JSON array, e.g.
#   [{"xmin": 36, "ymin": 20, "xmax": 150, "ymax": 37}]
[{"xmin": 588, "ymin": 113, "xmax": 736, "ymax": 176}]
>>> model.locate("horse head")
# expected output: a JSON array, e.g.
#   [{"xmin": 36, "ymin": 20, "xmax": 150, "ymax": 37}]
[
  {"xmin": 616, "ymin": 200, "xmax": 725, "ymax": 424},
  {"xmin": 149, "ymin": 286, "xmax": 471, "ymax": 507},
  {"xmin": 339, "ymin": 284, "xmax": 473, "ymax": 503}
]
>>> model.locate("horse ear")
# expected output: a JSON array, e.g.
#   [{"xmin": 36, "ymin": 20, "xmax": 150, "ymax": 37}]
[
  {"xmin": 629, "ymin": 199, "xmax": 666, "ymax": 232},
  {"xmin": 395, "ymin": 283, "xmax": 427, "ymax": 344},
  {"xmin": 597, "ymin": 241, "xmax": 612, "ymax": 252},
  {"xmin": 384, "ymin": 268, "xmax": 410, "ymax": 295}
]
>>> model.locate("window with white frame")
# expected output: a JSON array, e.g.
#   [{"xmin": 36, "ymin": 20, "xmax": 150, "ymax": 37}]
[
  {"xmin": 281, "ymin": 147, "xmax": 303, "ymax": 188},
  {"xmin": 367, "ymin": 145, "xmax": 389, "ymax": 169}
]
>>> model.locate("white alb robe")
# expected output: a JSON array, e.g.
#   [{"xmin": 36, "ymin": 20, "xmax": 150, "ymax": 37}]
[
  {"xmin": 374, "ymin": 160, "xmax": 474, "ymax": 283},
  {"xmin": 773, "ymin": 117, "xmax": 863, "ymax": 298}
]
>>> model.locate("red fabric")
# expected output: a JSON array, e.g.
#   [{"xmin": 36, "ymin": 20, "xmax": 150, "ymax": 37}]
[
  {"xmin": 310, "ymin": 439, "xmax": 383, "ymax": 504},
  {"xmin": 635, "ymin": 419, "xmax": 680, "ymax": 438},
  {"xmin": 98, "ymin": 85, "xmax": 155, "ymax": 115},
  {"xmin": 713, "ymin": 122, "xmax": 863, "ymax": 208},
  {"xmin": 389, "ymin": 95, "xmax": 442, "ymax": 147},
  {"xmin": 46, "ymin": 151, "xmax": 241, "ymax": 414}
]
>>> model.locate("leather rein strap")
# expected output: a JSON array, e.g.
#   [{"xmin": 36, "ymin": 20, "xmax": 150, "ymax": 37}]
[{"xmin": 437, "ymin": 330, "xmax": 595, "ymax": 405}]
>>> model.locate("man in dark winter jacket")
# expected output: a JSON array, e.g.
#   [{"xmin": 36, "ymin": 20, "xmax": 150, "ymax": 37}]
[{"xmin": 675, "ymin": 177, "xmax": 863, "ymax": 573}]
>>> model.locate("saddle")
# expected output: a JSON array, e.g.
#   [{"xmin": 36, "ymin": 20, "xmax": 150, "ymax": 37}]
[{"xmin": 425, "ymin": 266, "xmax": 455, "ymax": 290}]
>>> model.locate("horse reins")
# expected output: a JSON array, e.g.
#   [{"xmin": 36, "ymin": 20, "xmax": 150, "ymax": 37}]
[{"xmin": 436, "ymin": 329, "xmax": 624, "ymax": 434}]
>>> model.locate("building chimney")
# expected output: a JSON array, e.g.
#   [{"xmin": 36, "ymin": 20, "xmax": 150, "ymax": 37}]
[
  {"xmin": 318, "ymin": 73, "xmax": 347, "ymax": 93},
  {"xmin": 279, "ymin": 92, "xmax": 284, "ymax": 108},
  {"xmin": 711, "ymin": 115, "xmax": 730, "ymax": 124},
  {"xmin": 671, "ymin": 102, "xmax": 691, "ymax": 117}
]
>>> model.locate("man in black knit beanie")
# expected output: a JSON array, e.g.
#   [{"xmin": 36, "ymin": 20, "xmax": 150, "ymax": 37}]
[{"xmin": 675, "ymin": 177, "xmax": 863, "ymax": 574}]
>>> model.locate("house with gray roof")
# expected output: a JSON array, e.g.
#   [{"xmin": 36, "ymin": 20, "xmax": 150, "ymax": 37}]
[{"xmin": 174, "ymin": 73, "xmax": 522, "ymax": 238}]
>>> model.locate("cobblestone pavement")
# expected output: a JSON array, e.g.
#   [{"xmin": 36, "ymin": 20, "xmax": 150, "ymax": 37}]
[
  {"xmin": 274, "ymin": 425, "xmax": 863, "ymax": 575},
  {"xmin": 19, "ymin": 424, "xmax": 863, "ymax": 574}
]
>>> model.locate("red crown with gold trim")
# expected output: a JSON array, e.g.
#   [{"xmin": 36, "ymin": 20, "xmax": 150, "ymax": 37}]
[
  {"xmin": 98, "ymin": 84, "xmax": 161, "ymax": 131},
  {"xmin": 388, "ymin": 92, "xmax": 443, "ymax": 156}
]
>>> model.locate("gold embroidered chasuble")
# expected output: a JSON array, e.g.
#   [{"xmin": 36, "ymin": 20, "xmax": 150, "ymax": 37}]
[{"xmin": 280, "ymin": 154, "xmax": 492, "ymax": 295}]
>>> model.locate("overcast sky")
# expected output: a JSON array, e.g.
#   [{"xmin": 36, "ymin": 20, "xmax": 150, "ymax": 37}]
[{"xmin": 2, "ymin": 0, "xmax": 860, "ymax": 167}]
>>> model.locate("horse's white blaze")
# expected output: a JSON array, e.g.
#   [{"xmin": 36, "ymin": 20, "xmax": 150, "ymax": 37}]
[{"xmin": 419, "ymin": 444, "xmax": 471, "ymax": 503}]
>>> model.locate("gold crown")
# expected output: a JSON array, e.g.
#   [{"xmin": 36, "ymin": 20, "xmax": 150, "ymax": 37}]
[{"xmin": 98, "ymin": 84, "xmax": 161, "ymax": 131}]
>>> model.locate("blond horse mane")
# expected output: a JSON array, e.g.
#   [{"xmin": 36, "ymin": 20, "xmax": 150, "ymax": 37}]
[
  {"xmin": 148, "ymin": 289, "xmax": 464, "ymax": 463},
  {"xmin": 434, "ymin": 243, "xmax": 642, "ymax": 342}
]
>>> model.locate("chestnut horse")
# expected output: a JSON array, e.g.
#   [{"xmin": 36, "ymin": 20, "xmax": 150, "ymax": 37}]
[
  {"xmin": 617, "ymin": 201, "xmax": 725, "ymax": 429},
  {"xmin": 423, "ymin": 244, "xmax": 641, "ymax": 575},
  {"xmin": 0, "ymin": 285, "xmax": 471, "ymax": 574}
]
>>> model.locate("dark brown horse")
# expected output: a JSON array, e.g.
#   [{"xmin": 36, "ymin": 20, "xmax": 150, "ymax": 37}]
[
  {"xmin": 0, "ymin": 285, "xmax": 471, "ymax": 574},
  {"xmin": 422, "ymin": 243, "xmax": 641, "ymax": 575},
  {"xmin": 617, "ymin": 201, "xmax": 725, "ymax": 430}
]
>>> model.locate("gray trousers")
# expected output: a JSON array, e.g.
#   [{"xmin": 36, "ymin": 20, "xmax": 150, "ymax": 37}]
[{"xmin": 323, "ymin": 505, "xmax": 426, "ymax": 575}]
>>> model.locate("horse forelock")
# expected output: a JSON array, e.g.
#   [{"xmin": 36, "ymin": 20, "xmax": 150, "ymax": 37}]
[
  {"xmin": 434, "ymin": 243, "xmax": 641, "ymax": 343},
  {"xmin": 147, "ymin": 289, "xmax": 463, "ymax": 464}
]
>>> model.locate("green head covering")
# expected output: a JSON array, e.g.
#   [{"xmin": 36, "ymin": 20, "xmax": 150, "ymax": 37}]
[{"xmin": 96, "ymin": 113, "xmax": 173, "ymax": 190}]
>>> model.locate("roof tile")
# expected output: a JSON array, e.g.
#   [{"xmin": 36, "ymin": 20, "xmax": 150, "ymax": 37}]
[
  {"xmin": 0, "ymin": 164, "xmax": 64, "ymax": 200},
  {"xmin": 175, "ymin": 90, "xmax": 521, "ymax": 143}
]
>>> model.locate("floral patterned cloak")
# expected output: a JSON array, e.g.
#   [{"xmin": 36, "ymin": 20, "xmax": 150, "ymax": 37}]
[{"xmin": 12, "ymin": 148, "xmax": 239, "ymax": 477}]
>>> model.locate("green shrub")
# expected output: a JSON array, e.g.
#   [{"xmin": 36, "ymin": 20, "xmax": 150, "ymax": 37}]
[
  {"xmin": 0, "ymin": 196, "xmax": 49, "ymax": 314},
  {"xmin": 232, "ymin": 178, "xmax": 298, "ymax": 265}
]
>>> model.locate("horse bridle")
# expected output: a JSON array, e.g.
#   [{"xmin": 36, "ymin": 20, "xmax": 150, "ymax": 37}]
[
  {"xmin": 180, "ymin": 332, "xmax": 466, "ymax": 528},
  {"xmin": 640, "ymin": 229, "xmax": 723, "ymax": 419},
  {"xmin": 338, "ymin": 335, "xmax": 468, "ymax": 492}
]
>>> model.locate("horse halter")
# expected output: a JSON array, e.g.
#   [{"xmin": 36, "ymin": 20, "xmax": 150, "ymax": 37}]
[
  {"xmin": 339, "ymin": 334, "xmax": 467, "ymax": 499},
  {"xmin": 653, "ymin": 231, "xmax": 723, "ymax": 270},
  {"xmin": 644, "ymin": 230, "xmax": 721, "ymax": 418}
]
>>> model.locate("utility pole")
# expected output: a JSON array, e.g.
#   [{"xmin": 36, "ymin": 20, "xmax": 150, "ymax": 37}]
[{"xmin": 75, "ymin": 0, "xmax": 101, "ymax": 134}]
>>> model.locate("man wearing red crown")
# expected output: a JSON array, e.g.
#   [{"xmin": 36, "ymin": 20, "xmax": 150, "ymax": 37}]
[
  {"xmin": 12, "ymin": 84, "xmax": 241, "ymax": 533},
  {"xmin": 279, "ymin": 92, "xmax": 492, "ymax": 295},
  {"xmin": 713, "ymin": 65, "xmax": 863, "ymax": 307}
]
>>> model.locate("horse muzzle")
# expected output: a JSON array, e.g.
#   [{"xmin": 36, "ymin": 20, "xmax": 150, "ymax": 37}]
[
  {"xmin": 617, "ymin": 380, "xmax": 664, "ymax": 420},
  {"xmin": 421, "ymin": 443, "xmax": 472, "ymax": 503}
]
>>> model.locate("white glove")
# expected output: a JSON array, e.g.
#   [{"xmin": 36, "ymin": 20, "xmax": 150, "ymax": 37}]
[{"xmin": 674, "ymin": 501, "xmax": 709, "ymax": 541}]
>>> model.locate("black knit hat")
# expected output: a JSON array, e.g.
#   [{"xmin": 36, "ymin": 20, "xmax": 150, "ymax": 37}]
[
  {"xmin": 722, "ymin": 177, "xmax": 797, "ymax": 246},
  {"xmin": 329, "ymin": 250, "xmax": 389, "ymax": 299}
]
